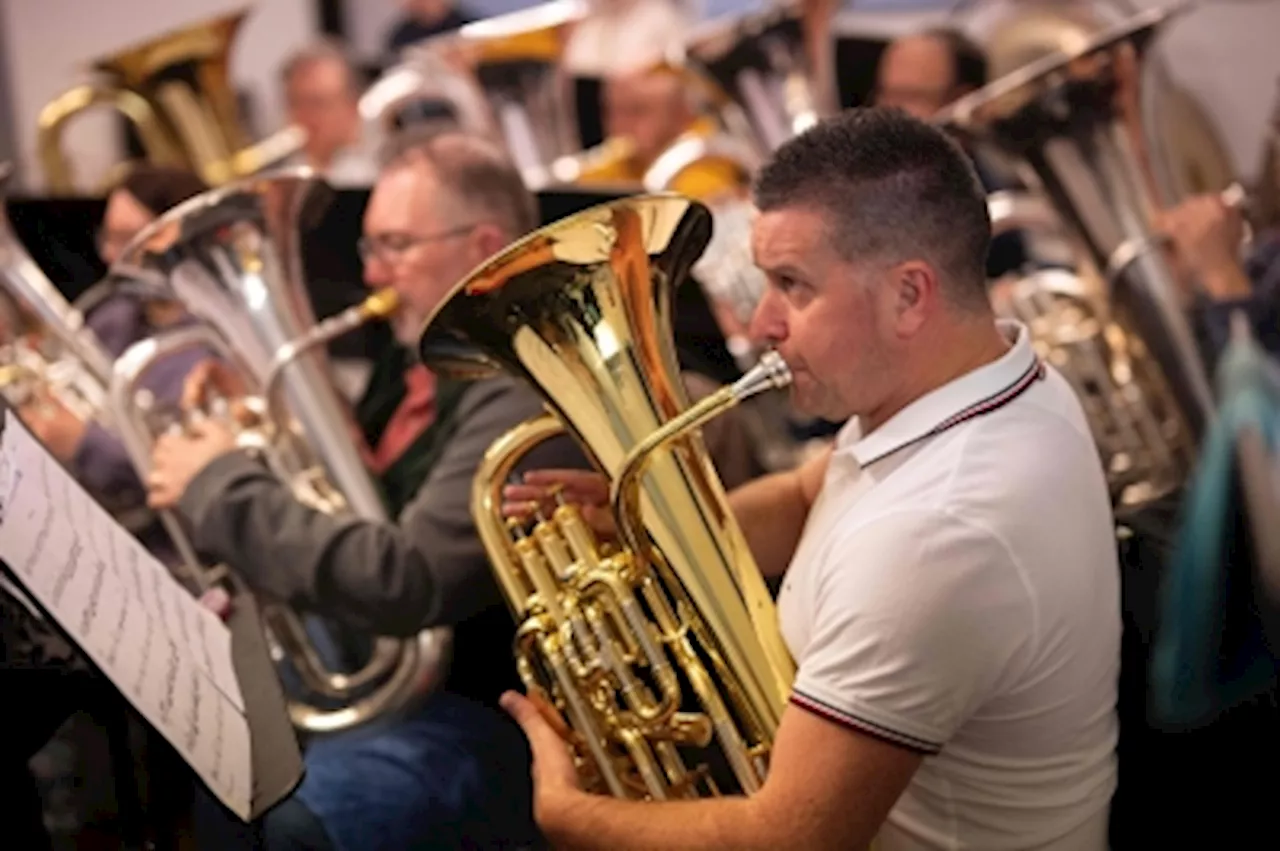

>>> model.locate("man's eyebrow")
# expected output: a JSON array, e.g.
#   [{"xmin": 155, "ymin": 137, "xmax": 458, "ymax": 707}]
[{"xmin": 757, "ymin": 261, "xmax": 806, "ymax": 278}]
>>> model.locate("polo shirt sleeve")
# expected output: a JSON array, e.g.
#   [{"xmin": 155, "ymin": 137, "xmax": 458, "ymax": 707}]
[{"xmin": 789, "ymin": 508, "xmax": 1034, "ymax": 754}]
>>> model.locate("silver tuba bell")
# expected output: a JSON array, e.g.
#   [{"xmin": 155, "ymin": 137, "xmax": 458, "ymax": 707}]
[
  {"xmin": 935, "ymin": 4, "xmax": 1217, "ymax": 491},
  {"xmin": 985, "ymin": 191, "xmax": 1194, "ymax": 506},
  {"xmin": 679, "ymin": 1, "xmax": 825, "ymax": 158},
  {"xmin": 107, "ymin": 167, "xmax": 451, "ymax": 734},
  {"xmin": 0, "ymin": 162, "xmax": 114, "ymax": 414},
  {"xmin": 363, "ymin": 0, "xmax": 587, "ymax": 189}
]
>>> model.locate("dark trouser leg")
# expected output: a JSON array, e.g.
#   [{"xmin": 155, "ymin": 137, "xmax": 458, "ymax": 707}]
[
  {"xmin": 262, "ymin": 799, "xmax": 339, "ymax": 851},
  {"xmin": 8, "ymin": 760, "xmax": 54, "ymax": 851},
  {"xmin": 278, "ymin": 693, "xmax": 540, "ymax": 851}
]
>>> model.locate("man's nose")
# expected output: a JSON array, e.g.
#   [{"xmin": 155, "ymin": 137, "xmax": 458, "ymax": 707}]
[
  {"xmin": 363, "ymin": 255, "xmax": 391, "ymax": 288},
  {"xmin": 748, "ymin": 289, "xmax": 787, "ymax": 347}
]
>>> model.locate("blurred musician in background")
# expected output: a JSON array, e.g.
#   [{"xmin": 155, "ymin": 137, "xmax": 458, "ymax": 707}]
[
  {"xmin": 3, "ymin": 164, "xmax": 208, "ymax": 851},
  {"xmin": 872, "ymin": 27, "xmax": 1027, "ymax": 278},
  {"xmin": 578, "ymin": 63, "xmax": 725, "ymax": 187},
  {"xmin": 873, "ymin": 28, "xmax": 987, "ymax": 123},
  {"xmin": 1156, "ymin": 192, "xmax": 1280, "ymax": 367},
  {"xmin": 385, "ymin": 0, "xmax": 476, "ymax": 54},
  {"xmin": 19, "ymin": 165, "xmax": 209, "ymax": 543},
  {"xmin": 145, "ymin": 129, "xmax": 590, "ymax": 851},
  {"xmin": 280, "ymin": 40, "xmax": 380, "ymax": 187},
  {"xmin": 502, "ymin": 108, "xmax": 1120, "ymax": 851}
]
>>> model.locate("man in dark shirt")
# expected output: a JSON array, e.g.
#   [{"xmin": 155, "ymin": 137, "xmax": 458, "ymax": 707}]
[
  {"xmin": 1155, "ymin": 192, "xmax": 1280, "ymax": 367},
  {"xmin": 146, "ymin": 129, "xmax": 584, "ymax": 851}
]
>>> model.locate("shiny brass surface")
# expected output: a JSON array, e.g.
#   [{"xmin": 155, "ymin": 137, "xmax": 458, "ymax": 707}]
[
  {"xmin": 108, "ymin": 167, "xmax": 450, "ymax": 734},
  {"xmin": 36, "ymin": 7, "xmax": 304, "ymax": 193},
  {"xmin": 936, "ymin": 5, "xmax": 1216, "ymax": 454},
  {"xmin": 639, "ymin": 132, "xmax": 805, "ymax": 472},
  {"xmin": 419, "ymin": 194, "xmax": 795, "ymax": 798}
]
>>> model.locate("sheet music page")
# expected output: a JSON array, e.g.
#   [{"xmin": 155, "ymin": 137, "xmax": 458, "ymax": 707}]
[{"xmin": 0, "ymin": 410, "xmax": 252, "ymax": 820}]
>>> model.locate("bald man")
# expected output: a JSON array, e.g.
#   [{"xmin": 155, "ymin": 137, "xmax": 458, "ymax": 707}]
[
  {"xmin": 873, "ymin": 28, "xmax": 988, "ymax": 120},
  {"xmin": 873, "ymin": 28, "xmax": 1028, "ymax": 279}
]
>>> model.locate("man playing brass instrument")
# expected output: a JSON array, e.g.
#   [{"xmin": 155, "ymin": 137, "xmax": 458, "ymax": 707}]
[
  {"xmin": 144, "ymin": 130, "xmax": 584, "ymax": 850},
  {"xmin": 502, "ymin": 108, "xmax": 1122, "ymax": 850},
  {"xmin": 18, "ymin": 166, "xmax": 210, "ymax": 522},
  {"xmin": 577, "ymin": 63, "xmax": 743, "ymax": 197},
  {"xmin": 1156, "ymin": 191, "xmax": 1280, "ymax": 366}
]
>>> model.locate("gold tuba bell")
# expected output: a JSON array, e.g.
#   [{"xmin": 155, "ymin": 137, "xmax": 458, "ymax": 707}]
[
  {"xmin": 418, "ymin": 194, "xmax": 794, "ymax": 798},
  {"xmin": 107, "ymin": 167, "xmax": 450, "ymax": 734},
  {"xmin": 37, "ymin": 8, "xmax": 305, "ymax": 194}
]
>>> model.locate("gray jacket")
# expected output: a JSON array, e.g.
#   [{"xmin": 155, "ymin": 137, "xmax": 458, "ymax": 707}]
[{"xmin": 177, "ymin": 375, "xmax": 587, "ymax": 636}]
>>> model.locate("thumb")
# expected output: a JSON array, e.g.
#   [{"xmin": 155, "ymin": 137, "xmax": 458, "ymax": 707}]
[
  {"xmin": 501, "ymin": 690, "xmax": 565, "ymax": 752},
  {"xmin": 501, "ymin": 690, "xmax": 542, "ymax": 731}
]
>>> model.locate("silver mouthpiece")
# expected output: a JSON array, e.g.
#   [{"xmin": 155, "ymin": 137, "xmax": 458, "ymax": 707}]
[{"xmin": 731, "ymin": 349, "xmax": 793, "ymax": 401}]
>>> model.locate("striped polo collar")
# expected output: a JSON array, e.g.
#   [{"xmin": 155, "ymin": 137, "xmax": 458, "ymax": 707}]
[{"xmin": 839, "ymin": 320, "xmax": 1045, "ymax": 467}]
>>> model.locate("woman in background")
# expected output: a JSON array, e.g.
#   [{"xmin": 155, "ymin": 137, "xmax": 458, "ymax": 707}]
[
  {"xmin": 3, "ymin": 165, "xmax": 210, "ymax": 851},
  {"xmin": 22, "ymin": 165, "xmax": 209, "ymax": 514}
]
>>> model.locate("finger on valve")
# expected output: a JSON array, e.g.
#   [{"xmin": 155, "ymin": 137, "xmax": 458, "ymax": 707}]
[{"xmin": 181, "ymin": 360, "xmax": 218, "ymax": 412}]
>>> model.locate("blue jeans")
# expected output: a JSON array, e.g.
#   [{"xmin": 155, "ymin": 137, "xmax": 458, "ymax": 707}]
[{"xmin": 278, "ymin": 691, "xmax": 538, "ymax": 851}]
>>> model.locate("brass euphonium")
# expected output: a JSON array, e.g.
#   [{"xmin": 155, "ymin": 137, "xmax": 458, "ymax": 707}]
[
  {"xmin": 935, "ymin": 5, "xmax": 1217, "ymax": 468},
  {"xmin": 108, "ymin": 167, "xmax": 450, "ymax": 735},
  {"xmin": 418, "ymin": 194, "xmax": 795, "ymax": 798},
  {"xmin": 37, "ymin": 8, "xmax": 305, "ymax": 194}
]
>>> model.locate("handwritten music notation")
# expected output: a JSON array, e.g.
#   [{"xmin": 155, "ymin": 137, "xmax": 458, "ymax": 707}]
[{"xmin": 0, "ymin": 411, "xmax": 252, "ymax": 820}]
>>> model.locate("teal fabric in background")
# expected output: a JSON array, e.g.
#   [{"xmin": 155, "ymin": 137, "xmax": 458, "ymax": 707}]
[{"xmin": 1152, "ymin": 319, "xmax": 1280, "ymax": 727}]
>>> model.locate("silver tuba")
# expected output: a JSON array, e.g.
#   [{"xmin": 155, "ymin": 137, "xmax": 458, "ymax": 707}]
[
  {"xmin": 359, "ymin": 42, "xmax": 504, "ymax": 146},
  {"xmin": 107, "ymin": 167, "xmax": 451, "ymax": 734},
  {"xmin": 364, "ymin": 0, "xmax": 587, "ymax": 189},
  {"xmin": 678, "ymin": 1, "xmax": 825, "ymax": 157},
  {"xmin": 935, "ymin": 4, "xmax": 1217, "ymax": 482},
  {"xmin": 985, "ymin": 192, "xmax": 1194, "ymax": 506},
  {"xmin": 955, "ymin": 0, "xmax": 1237, "ymax": 206},
  {"xmin": 0, "ymin": 162, "xmax": 114, "ymax": 413}
]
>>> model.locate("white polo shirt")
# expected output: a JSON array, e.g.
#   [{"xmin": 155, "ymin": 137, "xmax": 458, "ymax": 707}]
[{"xmin": 778, "ymin": 320, "xmax": 1120, "ymax": 850}]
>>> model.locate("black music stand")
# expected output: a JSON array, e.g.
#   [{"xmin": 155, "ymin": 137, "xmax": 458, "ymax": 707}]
[{"xmin": 0, "ymin": 397, "xmax": 303, "ymax": 838}]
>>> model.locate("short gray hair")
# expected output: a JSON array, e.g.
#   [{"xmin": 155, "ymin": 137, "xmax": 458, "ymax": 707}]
[{"xmin": 380, "ymin": 127, "xmax": 539, "ymax": 239}]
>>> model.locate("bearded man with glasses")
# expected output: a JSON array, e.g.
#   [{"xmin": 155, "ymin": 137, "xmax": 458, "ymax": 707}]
[{"xmin": 143, "ymin": 129, "xmax": 592, "ymax": 851}]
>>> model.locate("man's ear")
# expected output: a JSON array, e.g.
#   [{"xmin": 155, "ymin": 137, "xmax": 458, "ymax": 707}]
[
  {"xmin": 889, "ymin": 260, "xmax": 938, "ymax": 336},
  {"xmin": 471, "ymin": 223, "xmax": 512, "ymax": 262}
]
